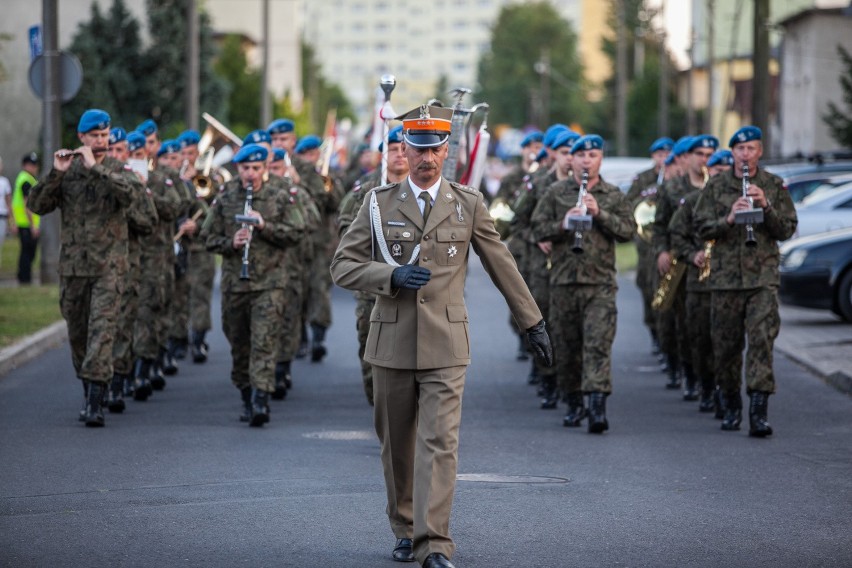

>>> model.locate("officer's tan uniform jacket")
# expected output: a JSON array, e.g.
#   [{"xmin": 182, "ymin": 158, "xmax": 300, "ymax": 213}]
[{"xmin": 331, "ymin": 178, "xmax": 542, "ymax": 370}]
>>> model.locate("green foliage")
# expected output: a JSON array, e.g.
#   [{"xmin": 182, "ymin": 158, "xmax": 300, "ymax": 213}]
[
  {"xmin": 300, "ymin": 41, "xmax": 355, "ymax": 134},
  {"xmin": 822, "ymin": 45, "xmax": 852, "ymax": 148},
  {"xmin": 0, "ymin": 284, "xmax": 62, "ymax": 348},
  {"xmin": 213, "ymin": 34, "xmax": 261, "ymax": 136},
  {"xmin": 474, "ymin": 2, "xmax": 589, "ymax": 128}
]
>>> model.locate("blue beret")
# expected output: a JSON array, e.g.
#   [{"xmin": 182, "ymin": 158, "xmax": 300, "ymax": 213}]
[
  {"xmin": 157, "ymin": 139, "xmax": 180, "ymax": 156},
  {"xmin": 295, "ymin": 134, "xmax": 322, "ymax": 154},
  {"xmin": 551, "ymin": 129, "xmax": 581, "ymax": 151},
  {"xmin": 109, "ymin": 127, "xmax": 127, "ymax": 145},
  {"xmin": 233, "ymin": 143, "xmax": 269, "ymax": 164},
  {"xmin": 688, "ymin": 134, "xmax": 719, "ymax": 152},
  {"xmin": 570, "ymin": 134, "xmax": 604, "ymax": 154},
  {"xmin": 543, "ymin": 124, "xmax": 569, "ymax": 148},
  {"xmin": 535, "ymin": 147, "xmax": 548, "ymax": 162},
  {"xmin": 379, "ymin": 125, "xmax": 404, "ymax": 152},
  {"xmin": 77, "ymin": 109, "xmax": 111, "ymax": 133},
  {"xmin": 127, "ymin": 131, "xmax": 146, "ymax": 153},
  {"xmin": 649, "ymin": 137, "xmax": 674, "ymax": 153},
  {"xmin": 271, "ymin": 148, "xmax": 287, "ymax": 162},
  {"xmin": 672, "ymin": 136, "xmax": 694, "ymax": 157},
  {"xmin": 729, "ymin": 125, "xmax": 762, "ymax": 148},
  {"xmin": 243, "ymin": 129, "xmax": 272, "ymax": 145},
  {"xmin": 520, "ymin": 131, "xmax": 544, "ymax": 148},
  {"xmin": 664, "ymin": 153, "xmax": 675, "ymax": 165},
  {"xmin": 707, "ymin": 149, "xmax": 734, "ymax": 167},
  {"xmin": 178, "ymin": 129, "xmax": 201, "ymax": 148},
  {"xmin": 136, "ymin": 119, "xmax": 158, "ymax": 137},
  {"xmin": 267, "ymin": 118, "xmax": 295, "ymax": 134}
]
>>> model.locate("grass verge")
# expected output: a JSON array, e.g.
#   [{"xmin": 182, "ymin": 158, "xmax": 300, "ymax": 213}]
[
  {"xmin": 616, "ymin": 242, "xmax": 638, "ymax": 273},
  {"xmin": 0, "ymin": 285, "xmax": 62, "ymax": 348}
]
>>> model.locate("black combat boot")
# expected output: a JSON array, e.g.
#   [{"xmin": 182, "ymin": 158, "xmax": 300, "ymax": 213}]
[
  {"xmin": 79, "ymin": 381, "xmax": 90, "ymax": 421},
  {"xmin": 249, "ymin": 388, "xmax": 270, "ymax": 427},
  {"xmin": 528, "ymin": 360, "xmax": 540, "ymax": 386},
  {"xmin": 310, "ymin": 323, "xmax": 328, "ymax": 362},
  {"xmin": 161, "ymin": 345, "xmax": 178, "ymax": 376},
  {"xmin": 132, "ymin": 359, "xmax": 153, "ymax": 401},
  {"xmin": 106, "ymin": 373, "xmax": 126, "ymax": 413},
  {"xmin": 539, "ymin": 375, "xmax": 559, "ymax": 409},
  {"xmin": 587, "ymin": 392, "xmax": 609, "ymax": 434},
  {"xmin": 190, "ymin": 329, "xmax": 209, "ymax": 364},
  {"xmin": 82, "ymin": 381, "xmax": 106, "ymax": 427},
  {"xmin": 562, "ymin": 392, "xmax": 587, "ymax": 427},
  {"xmin": 720, "ymin": 391, "xmax": 742, "ymax": 431},
  {"xmin": 151, "ymin": 354, "xmax": 166, "ymax": 390},
  {"xmin": 272, "ymin": 361, "xmax": 290, "ymax": 400},
  {"xmin": 122, "ymin": 372, "xmax": 136, "ymax": 398},
  {"xmin": 516, "ymin": 335, "xmax": 529, "ymax": 361},
  {"xmin": 698, "ymin": 377, "xmax": 716, "ymax": 412},
  {"xmin": 713, "ymin": 387, "xmax": 725, "ymax": 419},
  {"xmin": 172, "ymin": 337, "xmax": 188, "ymax": 360},
  {"xmin": 650, "ymin": 330, "xmax": 661, "ymax": 357},
  {"xmin": 682, "ymin": 363, "xmax": 699, "ymax": 401},
  {"xmin": 748, "ymin": 391, "xmax": 773, "ymax": 437},
  {"xmin": 239, "ymin": 387, "xmax": 252, "ymax": 422},
  {"xmin": 665, "ymin": 355, "xmax": 681, "ymax": 389}
]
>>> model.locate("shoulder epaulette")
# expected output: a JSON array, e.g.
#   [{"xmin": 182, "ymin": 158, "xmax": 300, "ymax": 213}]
[
  {"xmin": 449, "ymin": 181, "xmax": 479, "ymax": 195},
  {"xmin": 373, "ymin": 182, "xmax": 399, "ymax": 193}
]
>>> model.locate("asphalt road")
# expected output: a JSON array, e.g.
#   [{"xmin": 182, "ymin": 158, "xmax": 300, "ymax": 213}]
[{"xmin": 1, "ymin": 257, "xmax": 850, "ymax": 568}]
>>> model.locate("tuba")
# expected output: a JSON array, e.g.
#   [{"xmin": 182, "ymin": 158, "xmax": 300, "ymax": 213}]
[
  {"xmin": 192, "ymin": 113, "xmax": 242, "ymax": 200},
  {"xmin": 634, "ymin": 165, "xmax": 664, "ymax": 243}
]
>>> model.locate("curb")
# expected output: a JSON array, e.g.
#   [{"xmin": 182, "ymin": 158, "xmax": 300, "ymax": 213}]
[
  {"xmin": 777, "ymin": 346, "xmax": 852, "ymax": 396},
  {"xmin": 0, "ymin": 320, "xmax": 67, "ymax": 377}
]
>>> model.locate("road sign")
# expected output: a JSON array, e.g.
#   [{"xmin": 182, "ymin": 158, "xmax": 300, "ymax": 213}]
[
  {"xmin": 28, "ymin": 50, "xmax": 83, "ymax": 103},
  {"xmin": 28, "ymin": 25, "xmax": 42, "ymax": 61}
]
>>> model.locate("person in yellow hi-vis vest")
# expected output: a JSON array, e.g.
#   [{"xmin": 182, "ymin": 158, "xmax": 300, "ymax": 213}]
[{"xmin": 12, "ymin": 153, "xmax": 41, "ymax": 284}]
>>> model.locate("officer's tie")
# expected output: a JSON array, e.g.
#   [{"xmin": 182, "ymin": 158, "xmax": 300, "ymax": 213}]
[{"xmin": 419, "ymin": 192, "xmax": 432, "ymax": 223}]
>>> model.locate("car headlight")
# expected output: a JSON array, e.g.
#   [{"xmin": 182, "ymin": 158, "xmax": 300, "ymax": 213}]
[{"xmin": 782, "ymin": 249, "xmax": 809, "ymax": 269}]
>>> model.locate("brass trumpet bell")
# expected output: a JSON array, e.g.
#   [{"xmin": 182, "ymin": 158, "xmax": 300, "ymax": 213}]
[
  {"xmin": 488, "ymin": 198, "xmax": 515, "ymax": 240},
  {"xmin": 634, "ymin": 199, "xmax": 656, "ymax": 243}
]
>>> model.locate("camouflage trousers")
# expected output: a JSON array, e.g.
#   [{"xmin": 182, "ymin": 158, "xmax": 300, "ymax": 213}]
[
  {"xmin": 188, "ymin": 249, "xmax": 215, "ymax": 333},
  {"xmin": 169, "ymin": 270, "xmax": 190, "ymax": 342},
  {"xmin": 61, "ymin": 273, "xmax": 123, "ymax": 384},
  {"xmin": 711, "ymin": 288, "xmax": 779, "ymax": 394},
  {"xmin": 550, "ymin": 283, "xmax": 617, "ymax": 394},
  {"xmin": 113, "ymin": 255, "xmax": 141, "ymax": 376},
  {"xmin": 277, "ymin": 273, "xmax": 303, "ymax": 362},
  {"xmin": 635, "ymin": 240, "xmax": 658, "ymax": 333},
  {"xmin": 307, "ymin": 247, "xmax": 332, "ymax": 328},
  {"xmin": 355, "ymin": 292, "xmax": 376, "ymax": 404},
  {"xmin": 134, "ymin": 250, "xmax": 173, "ymax": 359},
  {"xmin": 655, "ymin": 280, "xmax": 690, "ymax": 365},
  {"xmin": 527, "ymin": 247, "xmax": 556, "ymax": 377},
  {"xmin": 686, "ymin": 290, "xmax": 714, "ymax": 384},
  {"xmin": 222, "ymin": 288, "xmax": 285, "ymax": 393}
]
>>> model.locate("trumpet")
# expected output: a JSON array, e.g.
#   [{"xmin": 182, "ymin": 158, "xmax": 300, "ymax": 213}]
[
  {"xmin": 734, "ymin": 164, "xmax": 763, "ymax": 247},
  {"xmin": 698, "ymin": 240, "xmax": 714, "ymax": 282},
  {"xmin": 237, "ymin": 183, "xmax": 256, "ymax": 281},
  {"xmin": 566, "ymin": 170, "xmax": 592, "ymax": 253}
]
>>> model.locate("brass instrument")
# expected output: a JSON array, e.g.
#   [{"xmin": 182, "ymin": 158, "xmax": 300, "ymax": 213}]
[
  {"xmin": 698, "ymin": 240, "xmax": 714, "ymax": 282},
  {"xmin": 567, "ymin": 170, "xmax": 592, "ymax": 253},
  {"xmin": 488, "ymin": 198, "xmax": 515, "ymax": 240},
  {"xmin": 192, "ymin": 113, "xmax": 240, "ymax": 201},
  {"xmin": 734, "ymin": 164, "xmax": 762, "ymax": 247},
  {"xmin": 634, "ymin": 165, "xmax": 664, "ymax": 243},
  {"xmin": 652, "ymin": 256, "xmax": 687, "ymax": 311}
]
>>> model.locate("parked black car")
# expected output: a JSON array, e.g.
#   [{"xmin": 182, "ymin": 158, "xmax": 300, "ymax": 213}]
[{"xmin": 779, "ymin": 227, "xmax": 852, "ymax": 321}]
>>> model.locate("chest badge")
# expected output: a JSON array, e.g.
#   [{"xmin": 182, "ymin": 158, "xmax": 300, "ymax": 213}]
[
  {"xmin": 402, "ymin": 231, "xmax": 411, "ymax": 238},
  {"xmin": 456, "ymin": 203, "xmax": 464, "ymax": 222},
  {"xmin": 391, "ymin": 242, "xmax": 403, "ymax": 258},
  {"xmin": 448, "ymin": 245, "xmax": 458, "ymax": 258}
]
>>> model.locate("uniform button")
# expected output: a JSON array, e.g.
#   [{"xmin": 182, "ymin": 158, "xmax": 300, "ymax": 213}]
[
  {"xmin": 424, "ymin": 235, "xmax": 430, "ymax": 240},
  {"xmin": 451, "ymin": 233, "xmax": 456, "ymax": 239},
  {"xmin": 420, "ymin": 298, "xmax": 426, "ymax": 304},
  {"xmin": 423, "ymin": 257, "xmax": 429, "ymax": 262}
]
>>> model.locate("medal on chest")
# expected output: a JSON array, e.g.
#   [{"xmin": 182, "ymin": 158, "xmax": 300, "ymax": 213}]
[
  {"xmin": 448, "ymin": 245, "xmax": 458, "ymax": 258},
  {"xmin": 391, "ymin": 242, "xmax": 403, "ymax": 258}
]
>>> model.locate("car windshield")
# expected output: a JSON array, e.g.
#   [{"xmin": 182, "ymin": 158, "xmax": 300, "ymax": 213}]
[{"xmin": 799, "ymin": 181, "xmax": 852, "ymax": 207}]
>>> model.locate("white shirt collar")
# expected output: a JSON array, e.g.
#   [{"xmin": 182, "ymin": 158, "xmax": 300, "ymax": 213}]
[{"xmin": 408, "ymin": 176, "xmax": 441, "ymax": 204}]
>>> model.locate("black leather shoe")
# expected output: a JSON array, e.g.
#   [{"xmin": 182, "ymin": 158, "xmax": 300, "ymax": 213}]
[
  {"xmin": 161, "ymin": 345, "xmax": 178, "ymax": 376},
  {"xmin": 392, "ymin": 538, "xmax": 415, "ymax": 562},
  {"xmin": 106, "ymin": 373, "xmax": 126, "ymax": 413},
  {"xmin": 748, "ymin": 391, "xmax": 773, "ymax": 437},
  {"xmin": 238, "ymin": 387, "xmax": 252, "ymax": 423},
  {"xmin": 271, "ymin": 361, "xmax": 290, "ymax": 400},
  {"xmin": 191, "ymin": 330, "xmax": 208, "ymax": 364},
  {"xmin": 150, "ymin": 356, "xmax": 166, "ymax": 390},
  {"xmin": 310, "ymin": 323, "xmax": 328, "ymax": 362},
  {"xmin": 83, "ymin": 381, "xmax": 106, "ymax": 427},
  {"xmin": 721, "ymin": 391, "xmax": 742, "ymax": 431},
  {"xmin": 539, "ymin": 376, "xmax": 558, "ymax": 409},
  {"xmin": 132, "ymin": 359, "xmax": 153, "ymax": 401},
  {"xmin": 423, "ymin": 553, "xmax": 456, "ymax": 568},
  {"xmin": 587, "ymin": 392, "xmax": 609, "ymax": 434},
  {"xmin": 249, "ymin": 389, "xmax": 270, "ymax": 427},
  {"xmin": 172, "ymin": 337, "xmax": 188, "ymax": 360},
  {"xmin": 562, "ymin": 391, "xmax": 587, "ymax": 427},
  {"xmin": 665, "ymin": 356, "xmax": 681, "ymax": 389}
]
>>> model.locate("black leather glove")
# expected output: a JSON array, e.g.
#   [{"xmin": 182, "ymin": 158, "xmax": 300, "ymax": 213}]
[
  {"xmin": 526, "ymin": 319, "xmax": 553, "ymax": 367},
  {"xmin": 391, "ymin": 265, "xmax": 432, "ymax": 290}
]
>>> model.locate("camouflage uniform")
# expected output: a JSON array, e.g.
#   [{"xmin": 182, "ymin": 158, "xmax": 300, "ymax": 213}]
[
  {"xmin": 27, "ymin": 157, "xmax": 138, "ymax": 385},
  {"xmin": 625, "ymin": 166, "xmax": 661, "ymax": 340},
  {"xmin": 531, "ymin": 175, "xmax": 635, "ymax": 396},
  {"xmin": 201, "ymin": 178, "xmax": 306, "ymax": 393},
  {"xmin": 168, "ymin": 176, "xmax": 198, "ymax": 353},
  {"xmin": 693, "ymin": 167, "xmax": 797, "ymax": 395},
  {"xmin": 669, "ymin": 189, "xmax": 715, "ymax": 403}
]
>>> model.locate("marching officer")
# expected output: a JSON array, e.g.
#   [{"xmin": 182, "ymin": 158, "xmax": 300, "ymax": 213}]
[
  {"xmin": 693, "ymin": 126, "xmax": 797, "ymax": 436},
  {"xmin": 531, "ymin": 134, "xmax": 636, "ymax": 432},
  {"xmin": 331, "ymin": 104, "xmax": 551, "ymax": 568},
  {"xmin": 201, "ymin": 144, "xmax": 307, "ymax": 427}
]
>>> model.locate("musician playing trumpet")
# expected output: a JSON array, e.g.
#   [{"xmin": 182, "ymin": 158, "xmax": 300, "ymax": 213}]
[
  {"xmin": 693, "ymin": 126, "xmax": 797, "ymax": 437},
  {"xmin": 531, "ymin": 134, "xmax": 635, "ymax": 433},
  {"xmin": 200, "ymin": 144, "xmax": 307, "ymax": 427}
]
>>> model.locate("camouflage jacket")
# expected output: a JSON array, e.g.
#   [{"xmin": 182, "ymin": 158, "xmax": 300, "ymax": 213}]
[
  {"xmin": 294, "ymin": 156, "xmax": 345, "ymax": 249},
  {"xmin": 669, "ymin": 189, "xmax": 710, "ymax": 292},
  {"xmin": 201, "ymin": 178, "xmax": 306, "ymax": 293},
  {"xmin": 140, "ymin": 168, "xmax": 183, "ymax": 254},
  {"xmin": 267, "ymin": 172, "xmax": 320, "ymax": 275},
  {"xmin": 531, "ymin": 175, "xmax": 635, "ymax": 286},
  {"xmin": 625, "ymin": 166, "xmax": 659, "ymax": 209},
  {"xmin": 652, "ymin": 174, "xmax": 700, "ymax": 257},
  {"xmin": 693, "ymin": 167, "xmax": 797, "ymax": 290},
  {"xmin": 28, "ymin": 156, "xmax": 143, "ymax": 277},
  {"xmin": 495, "ymin": 163, "xmax": 525, "ymax": 203},
  {"xmin": 337, "ymin": 170, "xmax": 381, "ymax": 238}
]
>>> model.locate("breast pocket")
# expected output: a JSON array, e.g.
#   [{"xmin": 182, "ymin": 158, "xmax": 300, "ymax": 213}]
[
  {"xmin": 436, "ymin": 227, "xmax": 468, "ymax": 266},
  {"xmin": 385, "ymin": 227, "xmax": 417, "ymax": 263},
  {"xmin": 366, "ymin": 303, "xmax": 398, "ymax": 361},
  {"xmin": 447, "ymin": 304, "xmax": 470, "ymax": 359}
]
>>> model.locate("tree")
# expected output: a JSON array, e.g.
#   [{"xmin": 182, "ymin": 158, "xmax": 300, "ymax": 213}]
[
  {"xmin": 301, "ymin": 41, "xmax": 355, "ymax": 134},
  {"xmin": 474, "ymin": 2, "xmax": 589, "ymax": 129},
  {"xmin": 823, "ymin": 45, "xmax": 852, "ymax": 148},
  {"xmin": 213, "ymin": 34, "xmax": 261, "ymax": 137}
]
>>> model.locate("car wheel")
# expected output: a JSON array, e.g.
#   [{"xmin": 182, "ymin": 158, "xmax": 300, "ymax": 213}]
[{"xmin": 837, "ymin": 269, "xmax": 852, "ymax": 322}]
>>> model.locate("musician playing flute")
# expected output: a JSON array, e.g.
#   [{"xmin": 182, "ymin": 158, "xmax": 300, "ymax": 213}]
[
  {"xmin": 27, "ymin": 109, "xmax": 145, "ymax": 427},
  {"xmin": 693, "ymin": 126, "xmax": 797, "ymax": 437},
  {"xmin": 531, "ymin": 134, "xmax": 635, "ymax": 433},
  {"xmin": 200, "ymin": 144, "xmax": 306, "ymax": 427}
]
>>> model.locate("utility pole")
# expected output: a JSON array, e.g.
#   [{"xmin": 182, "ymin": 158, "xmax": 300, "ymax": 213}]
[
  {"xmin": 539, "ymin": 49, "xmax": 550, "ymax": 127},
  {"xmin": 261, "ymin": 0, "xmax": 271, "ymax": 127},
  {"xmin": 616, "ymin": 0, "xmax": 628, "ymax": 156},
  {"xmin": 186, "ymin": 0, "xmax": 199, "ymax": 131},
  {"xmin": 752, "ymin": 0, "xmax": 771, "ymax": 155},
  {"xmin": 658, "ymin": 0, "xmax": 668, "ymax": 137},
  {"xmin": 706, "ymin": 0, "xmax": 715, "ymax": 134},
  {"xmin": 686, "ymin": 28, "xmax": 696, "ymax": 133},
  {"xmin": 40, "ymin": 0, "xmax": 60, "ymax": 284}
]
